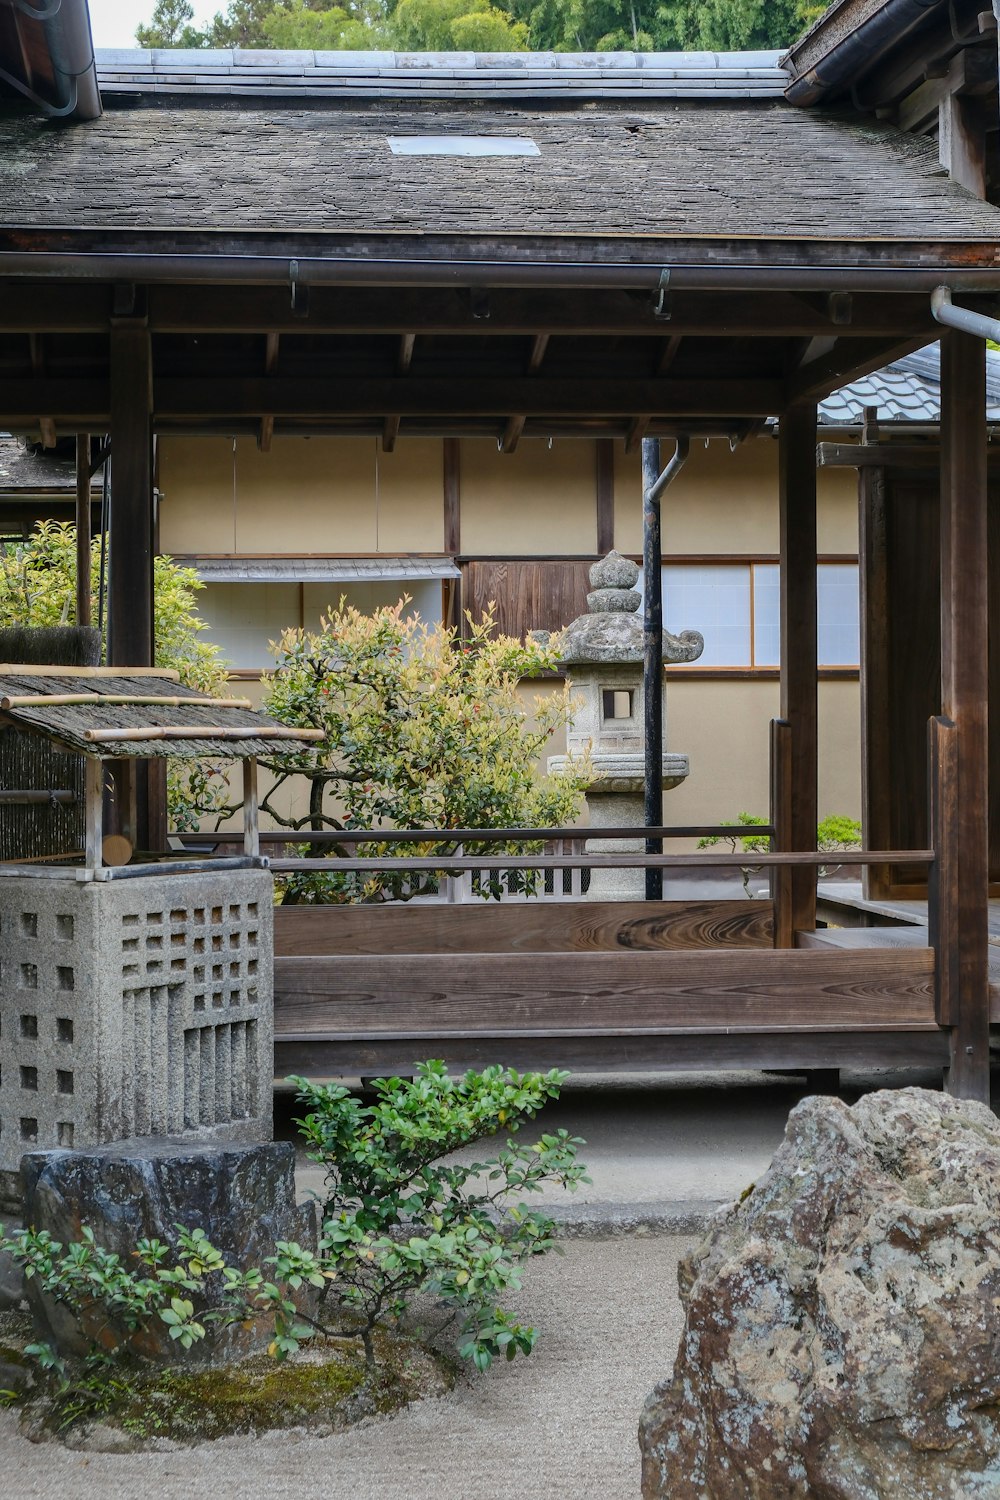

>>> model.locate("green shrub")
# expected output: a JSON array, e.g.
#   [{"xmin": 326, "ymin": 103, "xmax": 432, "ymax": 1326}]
[{"xmin": 292, "ymin": 1060, "xmax": 589, "ymax": 1369}]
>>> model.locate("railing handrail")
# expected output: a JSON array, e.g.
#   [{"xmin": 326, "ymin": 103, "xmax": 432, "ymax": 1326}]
[
  {"xmin": 267, "ymin": 849, "xmax": 933, "ymax": 872},
  {"xmin": 173, "ymin": 823, "xmax": 777, "ymax": 846}
]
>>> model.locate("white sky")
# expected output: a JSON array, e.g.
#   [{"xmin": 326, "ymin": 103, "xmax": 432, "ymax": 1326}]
[{"xmin": 88, "ymin": 0, "xmax": 221, "ymax": 48}]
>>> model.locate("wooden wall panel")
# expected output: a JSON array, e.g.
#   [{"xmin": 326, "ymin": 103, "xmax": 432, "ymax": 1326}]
[{"xmin": 463, "ymin": 559, "xmax": 592, "ymax": 640}]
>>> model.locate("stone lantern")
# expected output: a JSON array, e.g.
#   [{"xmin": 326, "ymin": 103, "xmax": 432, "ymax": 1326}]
[{"xmin": 548, "ymin": 550, "xmax": 704, "ymax": 899}]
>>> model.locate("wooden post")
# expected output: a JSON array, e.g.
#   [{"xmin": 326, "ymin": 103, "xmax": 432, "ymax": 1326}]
[
  {"xmin": 937, "ymin": 328, "xmax": 990, "ymax": 1101},
  {"xmin": 108, "ymin": 309, "xmax": 166, "ymax": 853},
  {"xmin": 596, "ymin": 439, "xmax": 615, "ymax": 555},
  {"xmin": 858, "ymin": 406, "xmax": 892, "ymax": 899},
  {"xmin": 641, "ymin": 437, "xmax": 663, "ymax": 901},
  {"xmin": 444, "ymin": 438, "xmax": 461, "ymax": 632},
  {"xmin": 779, "ymin": 402, "xmax": 818, "ymax": 937},
  {"xmin": 84, "ymin": 756, "xmax": 104, "ymax": 869},
  {"xmin": 770, "ymin": 718, "xmax": 793, "ymax": 948},
  {"xmin": 243, "ymin": 756, "xmax": 260, "ymax": 858},
  {"xmin": 108, "ymin": 315, "xmax": 154, "ymax": 668},
  {"xmin": 75, "ymin": 433, "xmax": 91, "ymax": 629}
]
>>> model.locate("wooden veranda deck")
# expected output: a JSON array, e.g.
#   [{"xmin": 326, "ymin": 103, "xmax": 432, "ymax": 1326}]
[{"xmin": 266, "ymin": 818, "xmax": 946, "ymax": 1082}]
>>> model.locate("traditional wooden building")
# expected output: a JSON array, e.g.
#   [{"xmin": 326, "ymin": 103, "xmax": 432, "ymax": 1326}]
[{"xmin": 2, "ymin": 2, "xmax": 1000, "ymax": 1100}]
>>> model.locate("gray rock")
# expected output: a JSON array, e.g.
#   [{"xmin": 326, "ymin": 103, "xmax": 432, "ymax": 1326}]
[
  {"xmin": 640, "ymin": 1087, "xmax": 1000, "ymax": 1500},
  {"xmin": 589, "ymin": 550, "xmax": 639, "ymax": 590},
  {"xmin": 20, "ymin": 1138, "xmax": 316, "ymax": 1365}
]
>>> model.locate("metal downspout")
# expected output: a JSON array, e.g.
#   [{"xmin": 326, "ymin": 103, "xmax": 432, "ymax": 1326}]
[
  {"xmin": 931, "ymin": 285, "xmax": 1000, "ymax": 341},
  {"xmin": 5, "ymin": 0, "xmax": 102, "ymax": 120},
  {"xmin": 642, "ymin": 434, "xmax": 690, "ymax": 900}
]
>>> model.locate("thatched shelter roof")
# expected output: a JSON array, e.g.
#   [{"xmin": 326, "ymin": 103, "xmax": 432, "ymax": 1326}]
[{"xmin": 0, "ymin": 667, "xmax": 324, "ymax": 759}]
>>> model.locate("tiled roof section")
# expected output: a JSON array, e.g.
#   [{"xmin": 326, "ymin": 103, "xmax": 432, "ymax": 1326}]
[
  {"xmin": 819, "ymin": 344, "xmax": 1000, "ymax": 424},
  {"xmin": 3, "ymin": 99, "xmax": 1000, "ymax": 240},
  {"xmin": 95, "ymin": 48, "xmax": 789, "ymax": 101}
]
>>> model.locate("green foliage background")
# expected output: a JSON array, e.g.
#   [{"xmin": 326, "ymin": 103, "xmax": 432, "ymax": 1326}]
[{"xmin": 137, "ymin": 0, "xmax": 822, "ymax": 57}]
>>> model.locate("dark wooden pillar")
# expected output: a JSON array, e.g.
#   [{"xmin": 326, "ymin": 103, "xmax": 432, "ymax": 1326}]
[
  {"xmin": 596, "ymin": 439, "xmax": 615, "ymax": 555},
  {"xmin": 108, "ymin": 316, "xmax": 154, "ymax": 667},
  {"xmin": 108, "ymin": 310, "xmax": 164, "ymax": 852},
  {"xmin": 75, "ymin": 433, "xmax": 92, "ymax": 629},
  {"xmin": 778, "ymin": 403, "xmax": 818, "ymax": 936},
  {"xmin": 858, "ymin": 406, "xmax": 891, "ymax": 899},
  {"xmin": 444, "ymin": 437, "xmax": 462, "ymax": 632},
  {"xmin": 935, "ymin": 328, "xmax": 990, "ymax": 1101}
]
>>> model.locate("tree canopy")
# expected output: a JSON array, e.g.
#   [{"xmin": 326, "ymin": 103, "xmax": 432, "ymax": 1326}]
[{"xmin": 136, "ymin": 0, "xmax": 819, "ymax": 53}]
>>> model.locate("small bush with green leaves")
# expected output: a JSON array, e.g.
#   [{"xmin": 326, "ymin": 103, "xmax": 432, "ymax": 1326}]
[
  {"xmin": 293, "ymin": 1060, "xmax": 589, "ymax": 1370},
  {"xmin": 699, "ymin": 811, "xmax": 863, "ymax": 895},
  {"xmin": 0, "ymin": 1061, "xmax": 586, "ymax": 1425}
]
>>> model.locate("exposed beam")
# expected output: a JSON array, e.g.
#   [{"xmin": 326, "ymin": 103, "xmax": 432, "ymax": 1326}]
[
  {"xmin": 258, "ymin": 330, "xmax": 280, "ymax": 453},
  {"xmin": 786, "ymin": 336, "xmax": 932, "ymax": 404},
  {"xmin": 596, "ymin": 438, "xmax": 615, "ymax": 554},
  {"xmin": 939, "ymin": 91, "xmax": 990, "ymax": 198},
  {"xmin": 0, "ymin": 284, "xmax": 944, "ymax": 339},
  {"xmin": 656, "ymin": 335, "xmax": 684, "ymax": 375},
  {"xmin": 28, "ymin": 333, "xmax": 56, "ymax": 448},
  {"xmin": 625, "ymin": 416, "xmax": 651, "ymax": 454},
  {"xmin": 0, "ymin": 376, "xmax": 786, "ymax": 422},
  {"xmin": 108, "ymin": 320, "xmax": 153, "ymax": 667},
  {"xmin": 382, "ymin": 332, "xmax": 417, "ymax": 453},
  {"xmin": 501, "ymin": 334, "xmax": 550, "ymax": 453}
]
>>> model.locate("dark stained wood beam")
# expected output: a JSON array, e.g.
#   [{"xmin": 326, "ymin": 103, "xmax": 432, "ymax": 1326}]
[
  {"xmin": 596, "ymin": 438, "xmax": 615, "ymax": 554},
  {"xmin": 857, "ymin": 407, "xmax": 891, "ymax": 901},
  {"xmin": 381, "ymin": 332, "xmax": 417, "ymax": 452},
  {"xmin": 257, "ymin": 330, "xmax": 280, "ymax": 453},
  {"xmin": 28, "ymin": 334, "xmax": 56, "ymax": 448},
  {"xmin": 934, "ymin": 328, "xmax": 990, "ymax": 1101},
  {"xmin": 0, "ymin": 376, "xmax": 785, "ymax": 422},
  {"xmin": 501, "ymin": 334, "xmax": 549, "ymax": 453},
  {"xmin": 625, "ymin": 416, "xmax": 650, "ymax": 454},
  {"xmin": 786, "ymin": 335, "xmax": 932, "ymax": 404},
  {"xmin": 75, "ymin": 432, "xmax": 91, "ymax": 629},
  {"xmin": 939, "ymin": 91, "xmax": 990, "ymax": 198},
  {"xmin": 779, "ymin": 402, "xmax": 819, "ymax": 936},
  {"xmin": 0, "ymin": 284, "xmax": 943, "ymax": 339},
  {"xmin": 656, "ymin": 335, "xmax": 684, "ymax": 375},
  {"xmin": 108, "ymin": 320, "xmax": 153, "ymax": 667}
]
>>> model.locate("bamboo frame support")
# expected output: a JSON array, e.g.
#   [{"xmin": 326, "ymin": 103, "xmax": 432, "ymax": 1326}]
[
  {"xmin": 84, "ymin": 756, "xmax": 104, "ymax": 870},
  {"xmin": 243, "ymin": 756, "xmax": 260, "ymax": 858},
  {"xmin": 83, "ymin": 725, "xmax": 325, "ymax": 743},
  {"xmin": 2, "ymin": 693, "xmax": 254, "ymax": 710}
]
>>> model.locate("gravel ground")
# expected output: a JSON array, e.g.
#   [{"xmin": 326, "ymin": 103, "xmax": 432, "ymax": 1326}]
[{"xmin": 0, "ymin": 1234, "xmax": 690, "ymax": 1500}]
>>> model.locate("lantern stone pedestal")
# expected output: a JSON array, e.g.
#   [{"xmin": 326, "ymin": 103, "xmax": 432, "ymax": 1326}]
[{"xmin": 548, "ymin": 552, "xmax": 703, "ymax": 900}]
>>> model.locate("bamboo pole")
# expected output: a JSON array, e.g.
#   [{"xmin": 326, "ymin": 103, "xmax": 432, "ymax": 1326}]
[
  {"xmin": 0, "ymin": 665, "xmax": 179, "ymax": 679},
  {"xmin": 2, "ymin": 693, "xmax": 254, "ymax": 710},
  {"xmin": 83, "ymin": 725, "xmax": 325, "ymax": 743}
]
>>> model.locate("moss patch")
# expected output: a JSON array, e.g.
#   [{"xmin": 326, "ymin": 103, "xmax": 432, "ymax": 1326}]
[{"xmin": 14, "ymin": 1330, "xmax": 452, "ymax": 1448}]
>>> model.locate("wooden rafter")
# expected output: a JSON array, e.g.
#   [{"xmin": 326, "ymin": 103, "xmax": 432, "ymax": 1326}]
[
  {"xmin": 382, "ymin": 332, "xmax": 416, "ymax": 453},
  {"xmin": 257, "ymin": 330, "xmax": 280, "ymax": 452},
  {"xmin": 501, "ymin": 333, "xmax": 549, "ymax": 453}
]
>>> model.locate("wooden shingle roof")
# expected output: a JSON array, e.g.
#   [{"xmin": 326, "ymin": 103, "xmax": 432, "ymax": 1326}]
[
  {"xmin": 2, "ymin": 99, "xmax": 1000, "ymax": 243},
  {"xmin": 0, "ymin": 670, "xmax": 324, "ymax": 759}
]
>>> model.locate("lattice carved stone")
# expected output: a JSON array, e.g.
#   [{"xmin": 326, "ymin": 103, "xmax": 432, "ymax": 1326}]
[{"xmin": 0, "ymin": 869, "xmax": 273, "ymax": 1205}]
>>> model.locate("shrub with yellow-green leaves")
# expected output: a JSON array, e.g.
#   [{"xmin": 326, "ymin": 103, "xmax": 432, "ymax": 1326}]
[{"xmin": 261, "ymin": 600, "xmax": 589, "ymax": 903}]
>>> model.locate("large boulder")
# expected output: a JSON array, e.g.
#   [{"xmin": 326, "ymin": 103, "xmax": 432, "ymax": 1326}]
[{"xmin": 640, "ymin": 1087, "xmax": 1000, "ymax": 1500}]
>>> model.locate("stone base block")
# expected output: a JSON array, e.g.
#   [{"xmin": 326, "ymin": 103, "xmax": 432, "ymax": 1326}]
[
  {"xmin": 0, "ymin": 869, "xmax": 274, "ymax": 1195},
  {"xmin": 20, "ymin": 1138, "xmax": 315, "ymax": 1364}
]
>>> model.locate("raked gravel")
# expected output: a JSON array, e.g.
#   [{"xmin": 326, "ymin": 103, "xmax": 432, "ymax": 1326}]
[{"xmin": 0, "ymin": 1233, "xmax": 690, "ymax": 1500}]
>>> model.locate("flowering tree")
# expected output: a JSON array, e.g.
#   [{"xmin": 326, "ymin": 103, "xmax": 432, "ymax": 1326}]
[{"xmin": 260, "ymin": 599, "xmax": 589, "ymax": 902}]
